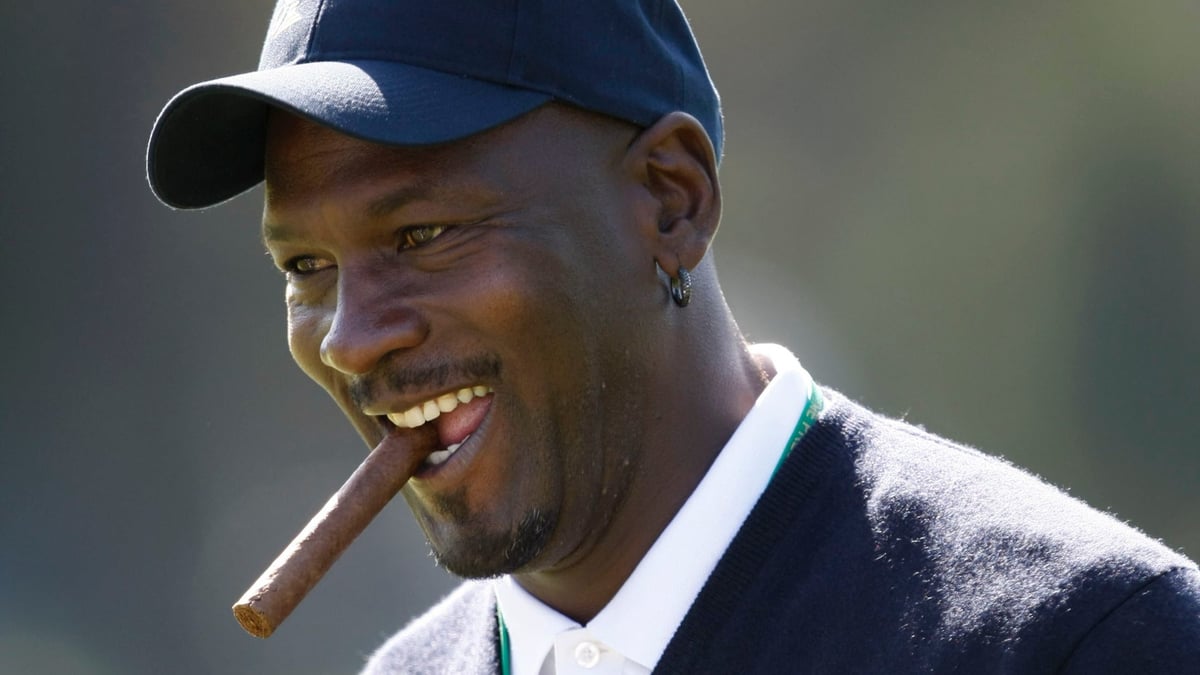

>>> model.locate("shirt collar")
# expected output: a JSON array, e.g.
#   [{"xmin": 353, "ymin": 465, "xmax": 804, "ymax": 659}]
[{"xmin": 494, "ymin": 344, "xmax": 813, "ymax": 675}]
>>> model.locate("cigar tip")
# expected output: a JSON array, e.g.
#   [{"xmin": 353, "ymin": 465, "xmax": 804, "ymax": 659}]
[{"xmin": 233, "ymin": 602, "xmax": 275, "ymax": 639}]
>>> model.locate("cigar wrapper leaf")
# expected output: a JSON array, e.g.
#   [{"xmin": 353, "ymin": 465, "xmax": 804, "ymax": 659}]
[{"xmin": 232, "ymin": 438, "xmax": 425, "ymax": 638}]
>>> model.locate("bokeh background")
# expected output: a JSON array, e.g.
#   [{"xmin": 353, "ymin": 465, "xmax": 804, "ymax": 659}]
[{"xmin": 2, "ymin": 1, "xmax": 1197, "ymax": 673}]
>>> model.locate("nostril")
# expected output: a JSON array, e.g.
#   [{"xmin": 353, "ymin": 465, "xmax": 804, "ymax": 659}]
[
  {"xmin": 319, "ymin": 267, "xmax": 432, "ymax": 375},
  {"xmin": 320, "ymin": 307, "xmax": 430, "ymax": 375}
]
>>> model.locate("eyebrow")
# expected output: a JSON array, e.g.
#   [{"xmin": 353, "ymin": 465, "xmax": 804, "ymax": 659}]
[
  {"xmin": 261, "ymin": 180, "xmax": 443, "ymax": 246},
  {"xmin": 261, "ymin": 222, "xmax": 294, "ymax": 245},
  {"xmin": 365, "ymin": 181, "xmax": 440, "ymax": 219}
]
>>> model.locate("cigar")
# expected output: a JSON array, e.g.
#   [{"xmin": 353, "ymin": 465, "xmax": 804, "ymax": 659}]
[{"xmin": 232, "ymin": 436, "xmax": 426, "ymax": 638}]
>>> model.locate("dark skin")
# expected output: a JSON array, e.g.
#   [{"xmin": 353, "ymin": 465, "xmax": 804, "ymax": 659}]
[{"xmin": 262, "ymin": 103, "xmax": 769, "ymax": 622}]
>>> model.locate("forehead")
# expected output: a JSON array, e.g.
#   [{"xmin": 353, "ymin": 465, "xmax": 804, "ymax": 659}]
[
  {"xmin": 264, "ymin": 112, "xmax": 482, "ymax": 207},
  {"xmin": 263, "ymin": 105, "xmax": 638, "ymax": 212}
]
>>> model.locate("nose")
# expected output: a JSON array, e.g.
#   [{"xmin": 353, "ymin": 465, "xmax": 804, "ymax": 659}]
[{"xmin": 319, "ymin": 268, "xmax": 429, "ymax": 375}]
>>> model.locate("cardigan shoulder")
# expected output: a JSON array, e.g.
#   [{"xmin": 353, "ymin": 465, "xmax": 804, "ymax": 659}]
[
  {"xmin": 361, "ymin": 581, "xmax": 498, "ymax": 675},
  {"xmin": 657, "ymin": 389, "xmax": 1200, "ymax": 673}
]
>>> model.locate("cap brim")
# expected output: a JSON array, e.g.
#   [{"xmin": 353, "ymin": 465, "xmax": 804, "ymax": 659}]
[{"xmin": 147, "ymin": 60, "xmax": 552, "ymax": 209}]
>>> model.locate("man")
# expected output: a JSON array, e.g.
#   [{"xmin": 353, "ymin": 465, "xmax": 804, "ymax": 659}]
[{"xmin": 148, "ymin": 1, "xmax": 1200, "ymax": 673}]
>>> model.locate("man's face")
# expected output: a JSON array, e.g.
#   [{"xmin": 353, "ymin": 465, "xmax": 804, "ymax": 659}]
[{"xmin": 262, "ymin": 106, "xmax": 662, "ymax": 578}]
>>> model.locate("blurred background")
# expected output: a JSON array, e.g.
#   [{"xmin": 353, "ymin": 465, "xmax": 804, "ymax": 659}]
[{"xmin": 1, "ymin": 1, "xmax": 1197, "ymax": 673}]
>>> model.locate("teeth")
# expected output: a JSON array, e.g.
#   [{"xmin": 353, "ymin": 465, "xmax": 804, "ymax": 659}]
[
  {"xmin": 422, "ymin": 400, "xmax": 441, "ymax": 421},
  {"xmin": 403, "ymin": 408, "xmax": 424, "ymax": 428},
  {"xmin": 436, "ymin": 393, "xmax": 458, "ymax": 412},
  {"xmin": 426, "ymin": 440, "xmax": 465, "ymax": 467},
  {"xmin": 385, "ymin": 386, "xmax": 493, "ymax": 429}
]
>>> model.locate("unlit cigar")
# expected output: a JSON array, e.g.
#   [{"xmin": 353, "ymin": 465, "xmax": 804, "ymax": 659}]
[{"xmin": 232, "ymin": 437, "xmax": 426, "ymax": 638}]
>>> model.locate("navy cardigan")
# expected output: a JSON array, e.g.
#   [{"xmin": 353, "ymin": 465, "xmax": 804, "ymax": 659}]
[{"xmin": 363, "ymin": 389, "xmax": 1200, "ymax": 674}]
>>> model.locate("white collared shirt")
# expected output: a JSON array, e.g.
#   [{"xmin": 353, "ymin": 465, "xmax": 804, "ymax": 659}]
[{"xmin": 493, "ymin": 344, "xmax": 815, "ymax": 675}]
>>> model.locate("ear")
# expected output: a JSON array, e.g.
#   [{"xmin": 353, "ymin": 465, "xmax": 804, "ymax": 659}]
[{"xmin": 622, "ymin": 112, "xmax": 721, "ymax": 278}]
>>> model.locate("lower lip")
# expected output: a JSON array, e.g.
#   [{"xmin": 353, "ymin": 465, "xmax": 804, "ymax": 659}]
[{"xmin": 410, "ymin": 395, "xmax": 494, "ymax": 484}]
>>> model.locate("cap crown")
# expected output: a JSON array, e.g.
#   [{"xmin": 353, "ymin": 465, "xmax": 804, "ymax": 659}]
[{"xmin": 257, "ymin": 0, "xmax": 723, "ymax": 156}]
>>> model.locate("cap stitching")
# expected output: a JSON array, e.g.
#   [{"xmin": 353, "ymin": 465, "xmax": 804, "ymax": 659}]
[
  {"xmin": 303, "ymin": 0, "xmax": 331, "ymax": 62},
  {"xmin": 659, "ymin": 0, "xmax": 686, "ymax": 109},
  {"xmin": 505, "ymin": 0, "xmax": 522, "ymax": 84}
]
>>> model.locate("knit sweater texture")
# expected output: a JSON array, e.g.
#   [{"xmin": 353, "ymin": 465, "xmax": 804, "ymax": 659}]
[{"xmin": 362, "ymin": 389, "xmax": 1200, "ymax": 674}]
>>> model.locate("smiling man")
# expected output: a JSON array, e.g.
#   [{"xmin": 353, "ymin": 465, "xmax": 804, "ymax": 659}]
[
  {"xmin": 148, "ymin": 2, "xmax": 1200, "ymax": 674},
  {"xmin": 260, "ymin": 104, "xmax": 753, "ymax": 611}
]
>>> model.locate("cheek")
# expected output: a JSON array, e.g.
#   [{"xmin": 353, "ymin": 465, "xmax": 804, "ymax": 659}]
[
  {"xmin": 437, "ymin": 233, "xmax": 578, "ymax": 352},
  {"xmin": 286, "ymin": 296, "xmax": 332, "ymax": 385}
]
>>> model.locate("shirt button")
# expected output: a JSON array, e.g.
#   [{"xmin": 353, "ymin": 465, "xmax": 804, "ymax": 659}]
[{"xmin": 574, "ymin": 640, "xmax": 601, "ymax": 668}]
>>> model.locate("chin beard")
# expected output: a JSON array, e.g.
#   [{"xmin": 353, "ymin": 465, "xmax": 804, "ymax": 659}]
[{"xmin": 427, "ymin": 507, "xmax": 558, "ymax": 579}]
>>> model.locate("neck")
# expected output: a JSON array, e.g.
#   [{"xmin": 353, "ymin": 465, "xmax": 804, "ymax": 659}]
[{"xmin": 514, "ymin": 288, "xmax": 767, "ymax": 623}]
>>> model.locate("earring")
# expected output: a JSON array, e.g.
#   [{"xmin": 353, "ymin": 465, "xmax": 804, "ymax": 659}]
[{"xmin": 670, "ymin": 266, "xmax": 692, "ymax": 307}]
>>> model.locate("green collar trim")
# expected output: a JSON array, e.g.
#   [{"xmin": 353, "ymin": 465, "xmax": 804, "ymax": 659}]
[
  {"xmin": 497, "ymin": 385, "xmax": 823, "ymax": 675},
  {"xmin": 498, "ymin": 603, "xmax": 512, "ymax": 675},
  {"xmin": 772, "ymin": 384, "xmax": 824, "ymax": 478}
]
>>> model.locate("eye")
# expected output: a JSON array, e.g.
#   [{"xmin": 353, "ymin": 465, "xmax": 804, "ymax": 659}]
[
  {"xmin": 399, "ymin": 224, "xmax": 447, "ymax": 250},
  {"xmin": 284, "ymin": 255, "xmax": 334, "ymax": 276}
]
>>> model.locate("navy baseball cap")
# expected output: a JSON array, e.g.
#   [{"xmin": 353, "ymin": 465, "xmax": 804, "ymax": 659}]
[{"xmin": 147, "ymin": 0, "xmax": 723, "ymax": 210}]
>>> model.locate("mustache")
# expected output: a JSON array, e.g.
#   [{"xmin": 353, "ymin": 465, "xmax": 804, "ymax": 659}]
[{"xmin": 348, "ymin": 353, "xmax": 502, "ymax": 408}]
